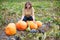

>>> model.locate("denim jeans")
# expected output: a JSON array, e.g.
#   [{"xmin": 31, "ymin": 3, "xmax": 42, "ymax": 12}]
[{"xmin": 23, "ymin": 16, "xmax": 33, "ymax": 22}]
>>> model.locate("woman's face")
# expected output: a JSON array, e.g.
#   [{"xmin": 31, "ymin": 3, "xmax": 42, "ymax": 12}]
[{"xmin": 26, "ymin": 3, "xmax": 30, "ymax": 9}]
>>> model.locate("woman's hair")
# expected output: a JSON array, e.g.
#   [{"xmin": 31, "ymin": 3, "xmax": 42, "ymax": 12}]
[{"xmin": 25, "ymin": 1, "xmax": 32, "ymax": 9}]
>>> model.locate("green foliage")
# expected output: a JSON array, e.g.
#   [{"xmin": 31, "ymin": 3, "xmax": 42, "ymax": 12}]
[
  {"xmin": 41, "ymin": 17, "xmax": 53, "ymax": 22},
  {"xmin": 0, "ymin": 0, "xmax": 60, "ymax": 40}
]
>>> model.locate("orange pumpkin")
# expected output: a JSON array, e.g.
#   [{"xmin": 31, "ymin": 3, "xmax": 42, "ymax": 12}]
[
  {"xmin": 29, "ymin": 21, "xmax": 38, "ymax": 29},
  {"xmin": 36, "ymin": 21, "xmax": 42, "ymax": 28},
  {"xmin": 16, "ymin": 21, "xmax": 27, "ymax": 30},
  {"xmin": 26, "ymin": 21, "xmax": 31, "ymax": 26},
  {"xmin": 5, "ymin": 23, "xmax": 16, "ymax": 36}
]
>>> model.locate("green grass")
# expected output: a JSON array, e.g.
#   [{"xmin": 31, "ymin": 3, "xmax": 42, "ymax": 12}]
[
  {"xmin": 0, "ymin": 0, "xmax": 60, "ymax": 25},
  {"xmin": 0, "ymin": 0, "xmax": 60, "ymax": 40}
]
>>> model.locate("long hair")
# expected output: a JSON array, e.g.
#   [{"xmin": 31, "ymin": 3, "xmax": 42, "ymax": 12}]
[{"xmin": 25, "ymin": 1, "xmax": 32, "ymax": 9}]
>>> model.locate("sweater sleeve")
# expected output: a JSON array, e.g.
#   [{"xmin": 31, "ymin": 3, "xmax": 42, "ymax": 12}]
[
  {"xmin": 32, "ymin": 7, "xmax": 35, "ymax": 21},
  {"xmin": 21, "ymin": 8, "xmax": 25, "ymax": 20}
]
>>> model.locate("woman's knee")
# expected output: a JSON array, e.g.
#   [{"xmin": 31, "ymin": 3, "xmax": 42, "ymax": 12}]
[{"xmin": 23, "ymin": 16, "xmax": 27, "ymax": 21}]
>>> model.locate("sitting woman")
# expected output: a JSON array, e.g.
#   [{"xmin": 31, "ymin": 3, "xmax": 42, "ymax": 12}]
[{"xmin": 21, "ymin": 1, "xmax": 35, "ymax": 22}]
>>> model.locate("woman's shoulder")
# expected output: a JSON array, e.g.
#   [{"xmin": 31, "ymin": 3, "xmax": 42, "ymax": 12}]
[
  {"xmin": 31, "ymin": 7, "xmax": 35, "ymax": 11},
  {"xmin": 32, "ymin": 7, "xmax": 34, "ymax": 10}
]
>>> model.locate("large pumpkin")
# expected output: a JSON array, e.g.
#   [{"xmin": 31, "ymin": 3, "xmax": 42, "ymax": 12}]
[
  {"xmin": 36, "ymin": 21, "xmax": 42, "ymax": 28},
  {"xmin": 16, "ymin": 21, "xmax": 27, "ymax": 30},
  {"xmin": 29, "ymin": 21, "xmax": 38, "ymax": 29},
  {"xmin": 5, "ymin": 23, "xmax": 16, "ymax": 36}
]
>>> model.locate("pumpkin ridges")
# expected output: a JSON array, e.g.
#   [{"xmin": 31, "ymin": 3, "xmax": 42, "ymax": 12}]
[
  {"xmin": 10, "ymin": 26, "xmax": 16, "ymax": 35},
  {"xmin": 8, "ymin": 23, "xmax": 16, "ymax": 35},
  {"xmin": 28, "ymin": 21, "xmax": 38, "ymax": 29},
  {"xmin": 30, "ymin": 24, "xmax": 37, "ymax": 29},
  {"xmin": 5, "ymin": 23, "xmax": 16, "ymax": 36},
  {"xmin": 16, "ymin": 21, "xmax": 27, "ymax": 30},
  {"xmin": 5, "ymin": 27, "xmax": 10, "ymax": 35},
  {"xmin": 36, "ymin": 21, "xmax": 42, "ymax": 28}
]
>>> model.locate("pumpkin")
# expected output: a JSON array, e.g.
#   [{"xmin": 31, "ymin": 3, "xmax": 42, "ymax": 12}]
[
  {"xmin": 5, "ymin": 23, "xmax": 16, "ymax": 36},
  {"xmin": 29, "ymin": 21, "xmax": 38, "ymax": 29},
  {"xmin": 16, "ymin": 21, "xmax": 27, "ymax": 30},
  {"xmin": 26, "ymin": 21, "xmax": 31, "ymax": 26},
  {"xmin": 36, "ymin": 21, "xmax": 42, "ymax": 28}
]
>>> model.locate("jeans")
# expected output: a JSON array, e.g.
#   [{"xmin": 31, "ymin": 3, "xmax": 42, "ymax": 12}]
[{"xmin": 23, "ymin": 16, "xmax": 33, "ymax": 22}]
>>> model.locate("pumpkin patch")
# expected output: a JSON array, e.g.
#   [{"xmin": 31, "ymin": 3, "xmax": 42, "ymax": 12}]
[
  {"xmin": 5, "ymin": 21, "xmax": 42, "ymax": 36},
  {"xmin": 5, "ymin": 23, "xmax": 16, "ymax": 36}
]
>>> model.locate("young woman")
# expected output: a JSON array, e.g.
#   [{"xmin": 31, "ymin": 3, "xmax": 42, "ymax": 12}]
[{"xmin": 21, "ymin": 1, "xmax": 35, "ymax": 22}]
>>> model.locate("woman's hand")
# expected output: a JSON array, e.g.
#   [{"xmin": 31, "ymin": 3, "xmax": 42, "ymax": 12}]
[
  {"xmin": 33, "ymin": 20, "xmax": 36, "ymax": 23},
  {"xmin": 20, "ymin": 19, "xmax": 22, "ymax": 21}
]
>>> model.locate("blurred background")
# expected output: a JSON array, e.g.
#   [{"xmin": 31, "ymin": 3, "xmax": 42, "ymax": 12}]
[{"xmin": 0, "ymin": 0, "xmax": 60, "ymax": 40}]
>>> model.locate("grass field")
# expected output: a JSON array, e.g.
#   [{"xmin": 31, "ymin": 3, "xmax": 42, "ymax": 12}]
[{"xmin": 0, "ymin": 0, "xmax": 60, "ymax": 40}]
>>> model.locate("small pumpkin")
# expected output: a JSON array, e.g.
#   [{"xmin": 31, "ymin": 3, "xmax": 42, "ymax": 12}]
[
  {"xmin": 5, "ymin": 23, "xmax": 16, "ymax": 36},
  {"xmin": 36, "ymin": 21, "xmax": 42, "ymax": 28},
  {"xmin": 29, "ymin": 21, "xmax": 38, "ymax": 29},
  {"xmin": 16, "ymin": 21, "xmax": 27, "ymax": 30}
]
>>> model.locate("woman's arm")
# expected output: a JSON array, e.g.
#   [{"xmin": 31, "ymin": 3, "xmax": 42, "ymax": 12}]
[
  {"xmin": 21, "ymin": 9, "xmax": 24, "ymax": 20},
  {"xmin": 21, "ymin": 14, "xmax": 24, "ymax": 20},
  {"xmin": 32, "ymin": 7, "xmax": 35, "ymax": 21}
]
